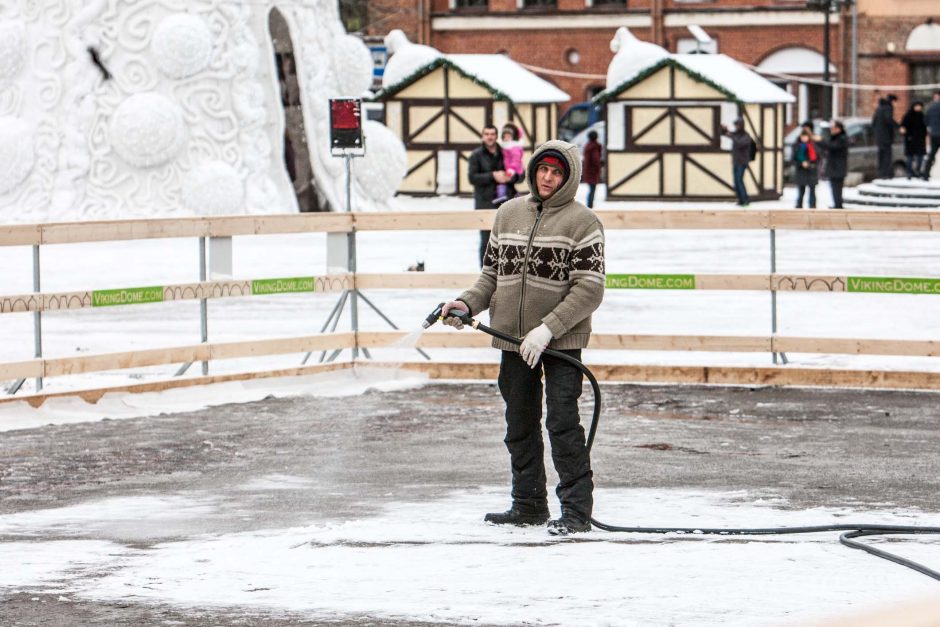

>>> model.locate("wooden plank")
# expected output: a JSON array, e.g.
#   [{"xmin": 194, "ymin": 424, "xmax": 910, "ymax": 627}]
[
  {"xmin": 770, "ymin": 209, "xmax": 940, "ymax": 232},
  {"xmin": 771, "ymin": 275, "xmax": 847, "ymax": 292},
  {"xmin": 0, "ymin": 359, "xmax": 42, "ymax": 380},
  {"xmin": 0, "ymin": 362, "xmax": 354, "ymax": 408},
  {"xmin": 353, "ymin": 211, "xmax": 495, "ymax": 231},
  {"xmin": 0, "ymin": 293, "xmax": 43, "ymax": 313},
  {"xmin": 203, "ymin": 214, "xmax": 352, "ymax": 236},
  {"xmin": 396, "ymin": 361, "xmax": 940, "ymax": 391},
  {"xmin": 772, "ymin": 337, "xmax": 940, "ymax": 357},
  {"xmin": 587, "ymin": 334, "xmax": 771, "ymax": 352},
  {"xmin": 0, "ymin": 224, "xmax": 41, "ymax": 246},
  {"xmin": 209, "ymin": 333, "xmax": 356, "ymax": 360},
  {"xmin": 358, "ymin": 331, "xmax": 491, "ymax": 348},
  {"xmin": 355, "ymin": 273, "xmax": 481, "ymax": 290},
  {"xmin": 695, "ymin": 274, "xmax": 769, "ymax": 291},
  {"xmin": 596, "ymin": 210, "xmax": 770, "ymax": 230}
]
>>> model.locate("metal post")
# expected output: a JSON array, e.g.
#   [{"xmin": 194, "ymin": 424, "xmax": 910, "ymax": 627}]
[
  {"xmin": 850, "ymin": 0, "xmax": 858, "ymax": 117},
  {"xmin": 32, "ymin": 244, "xmax": 42, "ymax": 392},
  {"xmin": 770, "ymin": 229, "xmax": 788, "ymax": 365},
  {"xmin": 199, "ymin": 236, "xmax": 208, "ymax": 375},
  {"xmin": 345, "ymin": 153, "xmax": 359, "ymax": 360}
]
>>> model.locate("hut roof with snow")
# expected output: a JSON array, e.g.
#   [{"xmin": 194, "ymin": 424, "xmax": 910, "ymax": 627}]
[
  {"xmin": 596, "ymin": 27, "xmax": 793, "ymax": 202},
  {"xmin": 375, "ymin": 31, "xmax": 568, "ymax": 196}
]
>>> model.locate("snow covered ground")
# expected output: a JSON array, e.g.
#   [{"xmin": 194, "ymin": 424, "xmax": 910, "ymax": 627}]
[{"xmin": 2, "ymin": 485, "xmax": 940, "ymax": 626}]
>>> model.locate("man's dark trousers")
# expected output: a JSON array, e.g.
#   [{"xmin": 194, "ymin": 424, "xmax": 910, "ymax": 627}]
[
  {"xmin": 877, "ymin": 143, "xmax": 892, "ymax": 179},
  {"xmin": 497, "ymin": 349, "xmax": 593, "ymax": 522}
]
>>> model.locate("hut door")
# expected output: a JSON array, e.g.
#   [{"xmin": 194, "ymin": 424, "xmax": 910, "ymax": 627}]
[{"xmin": 269, "ymin": 8, "xmax": 325, "ymax": 212}]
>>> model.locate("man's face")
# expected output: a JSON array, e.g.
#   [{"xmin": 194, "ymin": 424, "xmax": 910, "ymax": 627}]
[
  {"xmin": 482, "ymin": 128, "xmax": 497, "ymax": 148},
  {"xmin": 536, "ymin": 163, "xmax": 564, "ymax": 200}
]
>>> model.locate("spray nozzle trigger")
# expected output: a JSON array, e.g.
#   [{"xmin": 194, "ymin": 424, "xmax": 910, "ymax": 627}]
[{"xmin": 423, "ymin": 303, "xmax": 469, "ymax": 329}]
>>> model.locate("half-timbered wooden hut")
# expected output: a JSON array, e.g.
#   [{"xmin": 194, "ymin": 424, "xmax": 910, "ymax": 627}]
[
  {"xmin": 596, "ymin": 31, "xmax": 795, "ymax": 202},
  {"xmin": 375, "ymin": 34, "xmax": 569, "ymax": 196}
]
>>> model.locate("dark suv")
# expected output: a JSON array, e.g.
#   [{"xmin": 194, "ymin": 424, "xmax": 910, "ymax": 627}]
[{"xmin": 783, "ymin": 117, "xmax": 906, "ymax": 182}]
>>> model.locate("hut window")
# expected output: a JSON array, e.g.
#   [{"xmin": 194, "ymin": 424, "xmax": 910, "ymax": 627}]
[{"xmin": 522, "ymin": 0, "xmax": 557, "ymax": 9}]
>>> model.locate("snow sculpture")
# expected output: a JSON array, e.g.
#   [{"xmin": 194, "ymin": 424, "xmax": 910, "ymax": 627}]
[
  {"xmin": 151, "ymin": 14, "xmax": 213, "ymax": 79},
  {"xmin": 355, "ymin": 120, "xmax": 407, "ymax": 202},
  {"xmin": 606, "ymin": 27, "xmax": 669, "ymax": 89},
  {"xmin": 382, "ymin": 29, "xmax": 442, "ymax": 88},
  {"xmin": 0, "ymin": 117, "xmax": 35, "ymax": 195},
  {"xmin": 0, "ymin": 20, "xmax": 27, "ymax": 83},
  {"xmin": 335, "ymin": 35, "xmax": 375, "ymax": 97},
  {"xmin": 109, "ymin": 92, "xmax": 187, "ymax": 168},
  {"xmin": 182, "ymin": 161, "xmax": 244, "ymax": 215}
]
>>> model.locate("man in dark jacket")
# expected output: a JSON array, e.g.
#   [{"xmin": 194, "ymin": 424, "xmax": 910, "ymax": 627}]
[
  {"xmin": 721, "ymin": 118, "xmax": 754, "ymax": 206},
  {"xmin": 468, "ymin": 125, "xmax": 509, "ymax": 265},
  {"xmin": 872, "ymin": 95, "xmax": 898, "ymax": 179},
  {"xmin": 924, "ymin": 91, "xmax": 940, "ymax": 181},
  {"xmin": 815, "ymin": 121, "xmax": 848, "ymax": 209},
  {"xmin": 441, "ymin": 140, "xmax": 605, "ymax": 536}
]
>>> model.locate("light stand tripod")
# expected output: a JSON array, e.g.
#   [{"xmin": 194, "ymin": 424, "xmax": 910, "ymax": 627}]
[{"xmin": 302, "ymin": 149, "xmax": 430, "ymax": 365}]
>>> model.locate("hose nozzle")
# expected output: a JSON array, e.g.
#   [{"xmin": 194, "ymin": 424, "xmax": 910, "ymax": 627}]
[{"xmin": 422, "ymin": 303, "xmax": 445, "ymax": 329}]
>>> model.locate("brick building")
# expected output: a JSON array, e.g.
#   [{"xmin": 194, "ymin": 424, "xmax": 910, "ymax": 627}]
[{"xmin": 363, "ymin": 0, "xmax": 940, "ymax": 126}]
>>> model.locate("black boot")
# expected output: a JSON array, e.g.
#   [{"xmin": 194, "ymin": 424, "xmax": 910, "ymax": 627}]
[
  {"xmin": 546, "ymin": 511, "xmax": 591, "ymax": 536},
  {"xmin": 484, "ymin": 506, "xmax": 549, "ymax": 527}
]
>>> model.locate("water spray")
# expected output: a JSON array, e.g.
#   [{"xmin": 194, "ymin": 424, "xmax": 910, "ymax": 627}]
[{"xmin": 425, "ymin": 302, "xmax": 940, "ymax": 581}]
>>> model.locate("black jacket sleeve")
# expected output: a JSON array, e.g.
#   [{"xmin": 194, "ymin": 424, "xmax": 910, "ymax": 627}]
[{"xmin": 468, "ymin": 150, "xmax": 494, "ymax": 187}]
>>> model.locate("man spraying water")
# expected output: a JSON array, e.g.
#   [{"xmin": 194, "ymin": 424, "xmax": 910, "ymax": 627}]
[{"xmin": 440, "ymin": 140, "xmax": 606, "ymax": 535}]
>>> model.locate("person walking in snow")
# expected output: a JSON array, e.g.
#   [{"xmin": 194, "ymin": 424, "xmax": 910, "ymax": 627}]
[
  {"xmin": 814, "ymin": 120, "xmax": 848, "ymax": 209},
  {"xmin": 468, "ymin": 125, "xmax": 510, "ymax": 266},
  {"xmin": 720, "ymin": 118, "xmax": 753, "ymax": 206},
  {"xmin": 581, "ymin": 130, "xmax": 603, "ymax": 209},
  {"xmin": 792, "ymin": 129, "xmax": 819, "ymax": 209},
  {"xmin": 440, "ymin": 141, "xmax": 606, "ymax": 536},
  {"xmin": 925, "ymin": 91, "xmax": 940, "ymax": 180},
  {"xmin": 900, "ymin": 101, "xmax": 928, "ymax": 179},
  {"xmin": 872, "ymin": 94, "xmax": 898, "ymax": 179}
]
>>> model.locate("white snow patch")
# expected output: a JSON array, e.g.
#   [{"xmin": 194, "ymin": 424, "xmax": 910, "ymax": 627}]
[
  {"xmin": 237, "ymin": 474, "xmax": 315, "ymax": 491},
  {"xmin": 0, "ymin": 540, "xmax": 130, "ymax": 590},
  {"xmin": 0, "ymin": 367, "xmax": 429, "ymax": 432},
  {"xmin": 2, "ymin": 489, "xmax": 936, "ymax": 625}
]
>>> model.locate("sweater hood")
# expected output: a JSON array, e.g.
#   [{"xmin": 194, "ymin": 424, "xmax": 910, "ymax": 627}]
[{"xmin": 525, "ymin": 140, "xmax": 582, "ymax": 209}]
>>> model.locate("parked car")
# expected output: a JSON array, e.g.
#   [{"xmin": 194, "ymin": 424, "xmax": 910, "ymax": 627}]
[
  {"xmin": 783, "ymin": 117, "xmax": 906, "ymax": 182},
  {"xmin": 558, "ymin": 101, "xmax": 603, "ymax": 142}
]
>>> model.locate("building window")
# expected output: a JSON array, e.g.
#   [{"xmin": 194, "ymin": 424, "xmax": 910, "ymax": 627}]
[
  {"xmin": 454, "ymin": 0, "xmax": 488, "ymax": 7},
  {"xmin": 566, "ymin": 48, "xmax": 581, "ymax": 66},
  {"xmin": 911, "ymin": 62, "xmax": 940, "ymax": 103},
  {"xmin": 676, "ymin": 37, "xmax": 717, "ymax": 55},
  {"xmin": 522, "ymin": 0, "xmax": 556, "ymax": 9},
  {"xmin": 590, "ymin": 0, "xmax": 626, "ymax": 6}
]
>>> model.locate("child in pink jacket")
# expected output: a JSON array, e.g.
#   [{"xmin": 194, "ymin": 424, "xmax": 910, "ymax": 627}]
[{"xmin": 495, "ymin": 124, "xmax": 524, "ymax": 204}]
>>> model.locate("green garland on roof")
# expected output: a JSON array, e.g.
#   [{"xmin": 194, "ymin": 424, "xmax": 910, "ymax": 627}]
[
  {"xmin": 372, "ymin": 57, "xmax": 512, "ymax": 102},
  {"xmin": 593, "ymin": 58, "xmax": 740, "ymax": 106}
]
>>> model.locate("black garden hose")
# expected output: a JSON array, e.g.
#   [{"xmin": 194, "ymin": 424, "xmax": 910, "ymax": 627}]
[{"xmin": 429, "ymin": 305, "xmax": 940, "ymax": 581}]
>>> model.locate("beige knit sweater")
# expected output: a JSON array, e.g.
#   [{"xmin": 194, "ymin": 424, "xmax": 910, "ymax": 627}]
[{"xmin": 458, "ymin": 140, "xmax": 606, "ymax": 352}]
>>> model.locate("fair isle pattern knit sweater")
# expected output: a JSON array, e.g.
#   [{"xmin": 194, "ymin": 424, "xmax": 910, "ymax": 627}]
[{"xmin": 458, "ymin": 140, "xmax": 606, "ymax": 352}]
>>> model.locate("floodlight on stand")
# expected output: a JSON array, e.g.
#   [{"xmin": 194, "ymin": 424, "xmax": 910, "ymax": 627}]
[{"xmin": 329, "ymin": 98, "xmax": 365, "ymax": 156}]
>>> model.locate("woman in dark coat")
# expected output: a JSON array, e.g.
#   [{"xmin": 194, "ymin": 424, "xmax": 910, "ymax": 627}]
[
  {"xmin": 901, "ymin": 101, "xmax": 927, "ymax": 179},
  {"xmin": 792, "ymin": 129, "xmax": 819, "ymax": 209},
  {"xmin": 815, "ymin": 120, "xmax": 848, "ymax": 209}
]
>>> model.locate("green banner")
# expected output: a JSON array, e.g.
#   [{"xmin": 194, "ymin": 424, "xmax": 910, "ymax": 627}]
[
  {"xmin": 92, "ymin": 286, "xmax": 164, "ymax": 307},
  {"xmin": 606, "ymin": 273, "xmax": 696, "ymax": 290},
  {"xmin": 251, "ymin": 276, "xmax": 316, "ymax": 295},
  {"xmin": 847, "ymin": 276, "xmax": 940, "ymax": 295}
]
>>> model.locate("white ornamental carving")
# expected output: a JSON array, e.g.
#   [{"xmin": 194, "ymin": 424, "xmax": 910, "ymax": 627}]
[
  {"xmin": 0, "ymin": 116, "xmax": 36, "ymax": 195},
  {"xmin": 151, "ymin": 14, "xmax": 213, "ymax": 79},
  {"xmin": 355, "ymin": 121, "xmax": 407, "ymax": 203},
  {"xmin": 0, "ymin": 20, "xmax": 27, "ymax": 83},
  {"xmin": 335, "ymin": 35, "xmax": 374, "ymax": 97},
  {"xmin": 182, "ymin": 161, "xmax": 244, "ymax": 215},
  {"xmin": 109, "ymin": 92, "xmax": 187, "ymax": 168}
]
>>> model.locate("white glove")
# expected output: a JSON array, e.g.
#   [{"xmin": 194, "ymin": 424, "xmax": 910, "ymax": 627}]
[
  {"xmin": 520, "ymin": 323, "xmax": 553, "ymax": 368},
  {"xmin": 441, "ymin": 300, "xmax": 469, "ymax": 329}
]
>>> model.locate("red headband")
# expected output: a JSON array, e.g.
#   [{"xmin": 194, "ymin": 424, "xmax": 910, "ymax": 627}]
[{"xmin": 537, "ymin": 155, "xmax": 565, "ymax": 172}]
